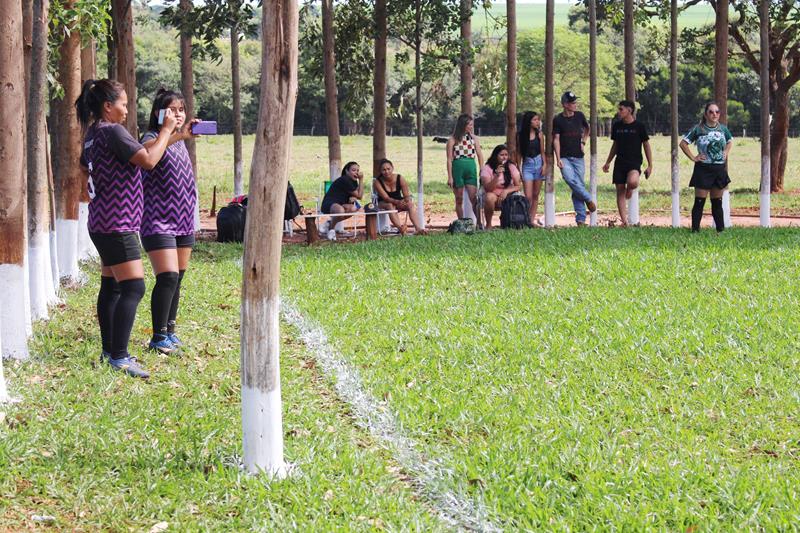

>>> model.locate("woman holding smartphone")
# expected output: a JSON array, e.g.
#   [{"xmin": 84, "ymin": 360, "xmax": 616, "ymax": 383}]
[
  {"xmin": 140, "ymin": 88, "xmax": 199, "ymax": 354},
  {"xmin": 77, "ymin": 79, "xmax": 176, "ymax": 379}
]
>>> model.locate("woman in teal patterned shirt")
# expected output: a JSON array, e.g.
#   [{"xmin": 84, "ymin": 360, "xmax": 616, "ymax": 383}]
[{"xmin": 680, "ymin": 102, "xmax": 733, "ymax": 233}]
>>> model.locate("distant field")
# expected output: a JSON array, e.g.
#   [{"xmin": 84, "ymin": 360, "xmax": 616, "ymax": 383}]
[{"xmin": 479, "ymin": 3, "xmax": 716, "ymax": 32}]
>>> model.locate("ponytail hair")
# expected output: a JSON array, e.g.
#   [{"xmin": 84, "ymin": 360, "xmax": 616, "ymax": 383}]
[
  {"xmin": 74, "ymin": 79, "xmax": 125, "ymax": 128},
  {"xmin": 147, "ymin": 87, "xmax": 185, "ymax": 131}
]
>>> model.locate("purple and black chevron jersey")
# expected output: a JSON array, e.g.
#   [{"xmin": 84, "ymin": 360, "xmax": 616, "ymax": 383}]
[
  {"xmin": 139, "ymin": 132, "xmax": 197, "ymax": 236},
  {"xmin": 82, "ymin": 122, "xmax": 145, "ymax": 233}
]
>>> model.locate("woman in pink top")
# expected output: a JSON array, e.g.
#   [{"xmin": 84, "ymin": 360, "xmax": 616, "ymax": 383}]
[{"xmin": 480, "ymin": 144, "xmax": 522, "ymax": 229}]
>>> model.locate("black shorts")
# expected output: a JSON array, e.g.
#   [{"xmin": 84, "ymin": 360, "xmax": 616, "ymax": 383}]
[
  {"xmin": 690, "ymin": 162, "xmax": 731, "ymax": 190},
  {"xmin": 140, "ymin": 233, "xmax": 196, "ymax": 252},
  {"xmin": 89, "ymin": 232, "xmax": 142, "ymax": 267},
  {"xmin": 613, "ymin": 160, "xmax": 642, "ymax": 185}
]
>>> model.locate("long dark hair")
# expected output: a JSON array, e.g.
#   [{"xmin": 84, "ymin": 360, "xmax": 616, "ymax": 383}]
[
  {"xmin": 699, "ymin": 101, "xmax": 721, "ymax": 130},
  {"xmin": 487, "ymin": 144, "xmax": 517, "ymax": 186},
  {"xmin": 147, "ymin": 87, "xmax": 185, "ymax": 132},
  {"xmin": 518, "ymin": 111, "xmax": 540, "ymax": 158},
  {"xmin": 451, "ymin": 113, "xmax": 472, "ymax": 141},
  {"xmin": 341, "ymin": 161, "xmax": 359, "ymax": 178},
  {"xmin": 74, "ymin": 79, "xmax": 126, "ymax": 128}
]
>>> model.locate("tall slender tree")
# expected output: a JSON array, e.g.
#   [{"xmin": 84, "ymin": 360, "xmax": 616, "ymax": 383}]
[
  {"xmin": 460, "ymin": 0, "xmax": 472, "ymax": 115},
  {"xmin": 759, "ymin": 0, "xmax": 770, "ymax": 227},
  {"xmin": 241, "ymin": 0, "xmax": 299, "ymax": 476},
  {"xmin": 27, "ymin": 0, "xmax": 58, "ymax": 320},
  {"xmin": 623, "ymin": 0, "xmax": 639, "ymax": 225},
  {"xmin": 321, "ymin": 0, "xmax": 342, "ymax": 181},
  {"xmin": 714, "ymin": 0, "xmax": 729, "ymax": 123},
  {"xmin": 373, "ymin": 0, "xmax": 387, "ymax": 179},
  {"xmin": 111, "ymin": 0, "xmax": 137, "ymax": 136},
  {"xmin": 177, "ymin": 0, "xmax": 198, "ymax": 180},
  {"xmin": 544, "ymin": 0, "xmax": 555, "ymax": 227},
  {"xmin": 505, "ymin": 0, "xmax": 517, "ymax": 162},
  {"xmin": 589, "ymin": 0, "xmax": 598, "ymax": 227},
  {"xmin": 231, "ymin": 13, "xmax": 244, "ymax": 195},
  {"xmin": 53, "ymin": 1, "xmax": 83, "ymax": 283},
  {"xmin": 670, "ymin": 0, "xmax": 680, "ymax": 228},
  {"xmin": 0, "ymin": 0, "xmax": 31, "ymax": 360}
]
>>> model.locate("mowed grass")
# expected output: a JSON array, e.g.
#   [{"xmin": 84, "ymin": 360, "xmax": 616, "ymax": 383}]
[
  {"xmin": 0, "ymin": 244, "xmax": 444, "ymax": 531},
  {"xmin": 281, "ymin": 227, "xmax": 800, "ymax": 529},
  {"xmin": 196, "ymin": 135, "xmax": 800, "ymax": 221}
]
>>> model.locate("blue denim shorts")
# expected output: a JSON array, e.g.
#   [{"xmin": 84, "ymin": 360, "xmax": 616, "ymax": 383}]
[{"xmin": 522, "ymin": 155, "xmax": 544, "ymax": 181}]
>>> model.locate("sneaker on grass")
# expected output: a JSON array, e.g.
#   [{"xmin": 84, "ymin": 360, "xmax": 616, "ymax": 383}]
[
  {"xmin": 167, "ymin": 332, "xmax": 183, "ymax": 348},
  {"xmin": 107, "ymin": 355, "xmax": 150, "ymax": 379},
  {"xmin": 149, "ymin": 334, "xmax": 178, "ymax": 354},
  {"xmin": 326, "ymin": 229, "xmax": 337, "ymax": 241}
]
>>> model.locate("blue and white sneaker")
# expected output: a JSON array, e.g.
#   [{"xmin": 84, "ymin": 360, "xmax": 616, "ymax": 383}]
[
  {"xmin": 148, "ymin": 334, "xmax": 177, "ymax": 354},
  {"xmin": 166, "ymin": 332, "xmax": 183, "ymax": 348},
  {"xmin": 106, "ymin": 355, "xmax": 150, "ymax": 379}
]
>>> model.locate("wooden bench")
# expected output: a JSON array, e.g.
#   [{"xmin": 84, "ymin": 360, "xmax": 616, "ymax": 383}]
[{"xmin": 302, "ymin": 209, "xmax": 399, "ymax": 244}]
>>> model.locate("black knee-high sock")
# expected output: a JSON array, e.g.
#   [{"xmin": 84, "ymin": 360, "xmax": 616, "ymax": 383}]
[
  {"xmin": 111, "ymin": 279, "xmax": 145, "ymax": 360},
  {"xmin": 97, "ymin": 276, "xmax": 121, "ymax": 354},
  {"xmin": 167, "ymin": 270, "xmax": 186, "ymax": 333},
  {"xmin": 691, "ymin": 197, "xmax": 706, "ymax": 232},
  {"xmin": 151, "ymin": 272, "xmax": 179, "ymax": 337},
  {"xmin": 710, "ymin": 197, "xmax": 724, "ymax": 232}
]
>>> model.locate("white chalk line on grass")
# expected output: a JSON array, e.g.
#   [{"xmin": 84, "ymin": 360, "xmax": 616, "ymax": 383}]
[{"xmin": 281, "ymin": 301, "xmax": 501, "ymax": 533}]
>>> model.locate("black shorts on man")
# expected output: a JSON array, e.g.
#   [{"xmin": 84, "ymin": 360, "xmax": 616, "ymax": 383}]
[
  {"xmin": 90, "ymin": 231, "xmax": 142, "ymax": 266},
  {"xmin": 612, "ymin": 159, "xmax": 642, "ymax": 185}
]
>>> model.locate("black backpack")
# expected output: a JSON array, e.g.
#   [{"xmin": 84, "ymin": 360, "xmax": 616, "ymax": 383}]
[
  {"xmin": 217, "ymin": 202, "xmax": 247, "ymax": 242},
  {"xmin": 285, "ymin": 182, "xmax": 301, "ymax": 221},
  {"xmin": 500, "ymin": 194, "xmax": 532, "ymax": 229}
]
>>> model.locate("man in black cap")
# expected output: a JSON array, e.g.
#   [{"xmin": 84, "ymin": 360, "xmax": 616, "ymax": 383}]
[{"xmin": 553, "ymin": 91, "xmax": 596, "ymax": 225}]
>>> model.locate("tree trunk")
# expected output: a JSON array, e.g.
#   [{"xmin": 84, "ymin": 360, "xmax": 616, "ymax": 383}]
[
  {"xmin": 241, "ymin": 0, "xmax": 298, "ymax": 476},
  {"xmin": 23, "ymin": 0, "xmax": 32, "ymax": 95},
  {"xmin": 106, "ymin": 13, "xmax": 116, "ymax": 79},
  {"xmin": 112, "ymin": 0, "xmax": 137, "ymax": 137},
  {"xmin": 759, "ymin": 0, "xmax": 770, "ymax": 225},
  {"xmin": 670, "ymin": 0, "xmax": 680, "ymax": 228},
  {"xmin": 372, "ymin": 0, "xmax": 387, "ymax": 179},
  {"xmin": 589, "ymin": 0, "xmax": 598, "ymax": 227},
  {"xmin": 624, "ymin": 0, "xmax": 635, "ymax": 102},
  {"xmin": 179, "ymin": 0, "xmax": 197, "ymax": 183},
  {"xmin": 232, "ymin": 22, "xmax": 244, "ymax": 196},
  {"xmin": 27, "ymin": 0, "xmax": 57, "ymax": 321},
  {"xmin": 460, "ymin": 0, "xmax": 473, "ymax": 115},
  {"xmin": 54, "ymin": 5, "xmax": 83, "ymax": 283},
  {"xmin": 414, "ymin": 0, "xmax": 425, "ymax": 229},
  {"xmin": 78, "ymin": 38, "xmax": 98, "ymax": 262},
  {"xmin": 770, "ymin": 87, "xmax": 789, "ymax": 192},
  {"xmin": 321, "ymin": 0, "xmax": 341, "ymax": 181},
  {"xmin": 544, "ymin": 0, "xmax": 555, "ymax": 227},
  {"xmin": 714, "ymin": 0, "xmax": 728, "ymax": 123},
  {"xmin": 0, "ymin": 0, "xmax": 31, "ymax": 361},
  {"xmin": 505, "ymin": 0, "xmax": 517, "ymax": 161}
]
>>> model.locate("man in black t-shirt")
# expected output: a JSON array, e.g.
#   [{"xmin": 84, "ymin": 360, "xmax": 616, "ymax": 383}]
[
  {"xmin": 553, "ymin": 91, "xmax": 596, "ymax": 226},
  {"xmin": 602, "ymin": 100, "xmax": 653, "ymax": 226}
]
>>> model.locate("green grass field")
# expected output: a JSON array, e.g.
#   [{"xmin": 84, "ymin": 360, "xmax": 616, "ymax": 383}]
[
  {"xmin": 196, "ymin": 135, "xmax": 800, "ymax": 221},
  {"xmin": 3, "ymin": 227, "xmax": 800, "ymax": 529}
]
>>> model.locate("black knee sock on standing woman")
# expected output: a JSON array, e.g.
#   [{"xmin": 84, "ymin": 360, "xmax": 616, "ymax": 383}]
[
  {"xmin": 167, "ymin": 270, "xmax": 186, "ymax": 333},
  {"xmin": 710, "ymin": 197, "xmax": 724, "ymax": 232},
  {"xmin": 691, "ymin": 197, "xmax": 707, "ymax": 232},
  {"xmin": 111, "ymin": 279, "xmax": 146, "ymax": 360},
  {"xmin": 97, "ymin": 276, "xmax": 121, "ymax": 354},
  {"xmin": 151, "ymin": 272, "xmax": 179, "ymax": 337}
]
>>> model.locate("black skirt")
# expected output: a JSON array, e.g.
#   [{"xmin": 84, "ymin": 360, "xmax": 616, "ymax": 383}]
[{"xmin": 690, "ymin": 162, "xmax": 730, "ymax": 190}]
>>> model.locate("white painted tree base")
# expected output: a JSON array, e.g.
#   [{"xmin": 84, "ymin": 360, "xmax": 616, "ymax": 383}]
[
  {"xmin": 760, "ymin": 156, "xmax": 771, "ymax": 228},
  {"xmin": 462, "ymin": 188, "xmax": 476, "ymax": 224},
  {"xmin": 49, "ymin": 231, "xmax": 61, "ymax": 292},
  {"xmin": 28, "ymin": 231, "xmax": 57, "ymax": 321},
  {"xmin": 417, "ymin": 192, "xmax": 425, "ymax": 230},
  {"xmin": 722, "ymin": 189, "xmax": 732, "ymax": 228},
  {"xmin": 56, "ymin": 218, "xmax": 83, "ymax": 284},
  {"xmin": 241, "ymin": 385, "xmax": 287, "ymax": 478},
  {"xmin": 77, "ymin": 203, "xmax": 98, "ymax": 261},
  {"xmin": 589, "ymin": 154, "xmax": 598, "ymax": 227},
  {"xmin": 628, "ymin": 189, "xmax": 640, "ymax": 226},
  {"xmin": 0, "ymin": 263, "xmax": 31, "ymax": 360},
  {"xmin": 671, "ymin": 191, "xmax": 681, "ymax": 228},
  {"xmin": 544, "ymin": 191, "xmax": 556, "ymax": 227}
]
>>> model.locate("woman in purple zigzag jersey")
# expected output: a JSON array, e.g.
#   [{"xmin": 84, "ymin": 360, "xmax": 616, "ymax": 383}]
[
  {"xmin": 77, "ymin": 79, "xmax": 177, "ymax": 379},
  {"xmin": 139, "ymin": 88, "xmax": 200, "ymax": 355}
]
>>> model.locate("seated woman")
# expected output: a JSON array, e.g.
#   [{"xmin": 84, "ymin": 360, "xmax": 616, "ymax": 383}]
[
  {"xmin": 373, "ymin": 159, "xmax": 427, "ymax": 236},
  {"xmin": 320, "ymin": 161, "xmax": 364, "ymax": 239},
  {"xmin": 480, "ymin": 144, "xmax": 522, "ymax": 229}
]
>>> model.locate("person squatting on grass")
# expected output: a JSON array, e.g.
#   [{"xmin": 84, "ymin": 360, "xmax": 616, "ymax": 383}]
[
  {"xmin": 140, "ymin": 88, "xmax": 200, "ymax": 355},
  {"xmin": 373, "ymin": 159, "xmax": 428, "ymax": 235},
  {"xmin": 553, "ymin": 91, "xmax": 597, "ymax": 226},
  {"xmin": 517, "ymin": 111, "xmax": 548, "ymax": 226},
  {"xmin": 319, "ymin": 161, "xmax": 364, "ymax": 241},
  {"xmin": 76, "ymin": 79, "xmax": 177, "ymax": 379},
  {"xmin": 481, "ymin": 144, "xmax": 522, "ymax": 229},
  {"xmin": 680, "ymin": 102, "xmax": 733, "ymax": 233},
  {"xmin": 446, "ymin": 114, "xmax": 484, "ymax": 221},
  {"xmin": 602, "ymin": 100, "xmax": 654, "ymax": 227}
]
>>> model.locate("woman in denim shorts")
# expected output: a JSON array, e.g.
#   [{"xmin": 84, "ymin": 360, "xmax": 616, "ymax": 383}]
[{"xmin": 518, "ymin": 111, "xmax": 548, "ymax": 226}]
